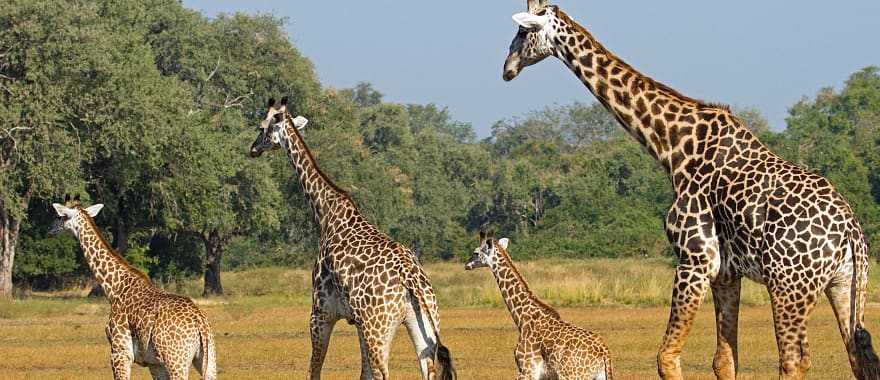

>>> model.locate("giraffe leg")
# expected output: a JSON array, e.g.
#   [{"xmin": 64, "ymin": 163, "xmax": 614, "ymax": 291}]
[
  {"xmin": 711, "ymin": 277, "xmax": 741, "ymax": 380},
  {"xmin": 148, "ymin": 366, "xmax": 170, "ymax": 380},
  {"xmin": 514, "ymin": 328, "xmax": 545, "ymax": 380},
  {"xmin": 361, "ymin": 320, "xmax": 396, "ymax": 380},
  {"xmin": 658, "ymin": 205, "xmax": 719, "ymax": 380},
  {"xmin": 357, "ymin": 328, "xmax": 373, "ymax": 380},
  {"xmin": 149, "ymin": 323, "xmax": 192, "ymax": 380},
  {"xmin": 514, "ymin": 351, "xmax": 546, "ymax": 380},
  {"xmin": 827, "ymin": 279, "xmax": 860, "ymax": 370},
  {"xmin": 657, "ymin": 262, "xmax": 714, "ymax": 380},
  {"xmin": 309, "ymin": 309, "xmax": 338, "ymax": 380},
  {"xmin": 514, "ymin": 350, "xmax": 544, "ymax": 380},
  {"xmin": 403, "ymin": 299, "xmax": 437, "ymax": 380},
  {"xmin": 769, "ymin": 285, "xmax": 818, "ymax": 380},
  {"xmin": 106, "ymin": 320, "xmax": 134, "ymax": 380}
]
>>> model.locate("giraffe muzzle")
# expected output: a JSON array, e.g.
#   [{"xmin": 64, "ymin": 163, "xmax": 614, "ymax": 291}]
[
  {"xmin": 464, "ymin": 255, "xmax": 486, "ymax": 270},
  {"xmin": 249, "ymin": 138, "xmax": 267, "ymax": 158},
  {"xmin": 503, "ymin": 53, "xmax": 522, "ymax": 81},
  {"xmin": 48, "ymin": 220, "xmax": 65, "ymax": 235}
]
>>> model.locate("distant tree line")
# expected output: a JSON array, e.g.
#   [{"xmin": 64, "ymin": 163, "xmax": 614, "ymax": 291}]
[{"xmin": 2, "ymin": 0, "xmax": 879, "ymax": 296}]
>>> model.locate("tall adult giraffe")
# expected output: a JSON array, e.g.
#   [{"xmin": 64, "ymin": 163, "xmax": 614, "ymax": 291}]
[
  {"xmin": 248, "ymin": 97, "xmax": 455, "ymax": 380},
  {"xmin": 500, "ymin": 1, "xmax": 880, "ymax": 379},
  {"xmin": 50, "ymin": 196, "xmax": 216, "ymax": 380}
]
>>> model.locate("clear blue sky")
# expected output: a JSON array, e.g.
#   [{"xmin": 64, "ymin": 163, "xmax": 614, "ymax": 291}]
[{"xmin": 183, "ymin": 1, "xmax": 880, "ymax": 137}]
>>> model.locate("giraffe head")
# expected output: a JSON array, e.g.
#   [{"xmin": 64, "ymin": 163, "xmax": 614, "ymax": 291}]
[
  {"xmin": 502, "ymin": 0, "xmax": 561, "ymax": 81},
  {"xmin": 465, "ymin": 231, "xmax": 509, "ymax": 270},
  {"xmin": 49, "ymin": 195, "xmax": 104, "ymax": 239},
  {"xmin": 249, "ymin": 96, "xmax": 309, "ymax": 158}
]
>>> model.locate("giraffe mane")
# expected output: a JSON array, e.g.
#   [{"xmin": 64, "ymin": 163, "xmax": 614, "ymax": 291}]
[
  {"xmin": 80, "ymin": 210, "xmax": 151, "ymax": 282},
  {"xmin": 554, "ymin": 7, "xmax": 731, "ymax": 113},
  {"xmin": 282, "ymin": 112, "xmax": 359, "ymax": 207},
  {"xmin": 495, "ymin": 242, "xmax": 561, "ymax": 320}
]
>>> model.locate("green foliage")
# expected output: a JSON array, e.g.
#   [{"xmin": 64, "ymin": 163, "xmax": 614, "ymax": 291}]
[
  {"xmin": 5, "ymin": 0, "xmax": 880, "ymax": 292},
  {"xmin": 14, "ymin": 232, "xmax": 82, "ymax": 289}
]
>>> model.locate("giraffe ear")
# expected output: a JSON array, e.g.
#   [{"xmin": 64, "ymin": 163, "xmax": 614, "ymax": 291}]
[
  {"xmin": 280, "ymin": 96, "xmax": 289, "ymax": 106},
  {"xmin": 84, "ymin": 204, "xmax": 104, "ymax": 217},
  {"xmin": 267, "ymin": 98, "xmax": 276, "ymax": 109},
  {"xmin": 52, "ymin": 203, "xmax": 69, "ymax": 217},
  {"xmin": 497, "ymin": 238, "xmax": 509, "ymax": 250},
  {"xmin": 292, "ymin": 116, "xmax": 309, "ymax": 130},
  {"xmin": 512, "ymin": 12, "xmax": 548, "ymax": 30}
]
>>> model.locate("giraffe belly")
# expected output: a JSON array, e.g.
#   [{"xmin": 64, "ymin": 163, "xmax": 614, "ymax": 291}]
[{"xmin": 324, "ymin": 289, "xmax": 356, "ymax": 322}]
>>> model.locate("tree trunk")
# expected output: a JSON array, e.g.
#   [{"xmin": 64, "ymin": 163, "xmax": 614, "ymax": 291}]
[
  {"xmin": 112, "ymin": 216, "xmax": 129, "ymax": 253},
  {"xmin": 202, "ymin": 230, "xmax": 224, "ymax": 297},
  {"xmin": 0, "ymin": 199, "xmax": 22, "ymax": 298}
]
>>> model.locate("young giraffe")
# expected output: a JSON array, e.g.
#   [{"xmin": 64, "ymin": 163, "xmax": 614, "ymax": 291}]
[
  {"xmin": 501, "ymin": 1, "xmax": 880, "ymax": 379},
  {"xmin": 465, "ymin": 231, "xmax": 612, "ymax": 380},
  {"xmin": 50, "ymin": 196, "xmax": 216, "ymax": 380},
  {"xmin": 248, "ymin": 97, "xmax": 455, "ymax": 380}
]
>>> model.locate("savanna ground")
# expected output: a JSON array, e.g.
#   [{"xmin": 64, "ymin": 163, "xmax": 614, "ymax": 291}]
[{"xmin": 2, "ymin": 258, "xmax": 879, "ymax": 379}]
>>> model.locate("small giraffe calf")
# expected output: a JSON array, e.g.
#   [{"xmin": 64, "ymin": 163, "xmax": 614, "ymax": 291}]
[
  {"xmin": 51, "ymin": 198, "xmax": 216, "ymax": 380},
  {"xmin": 466, "ymin": 231, "xmax": 612, "ymax": 380}
]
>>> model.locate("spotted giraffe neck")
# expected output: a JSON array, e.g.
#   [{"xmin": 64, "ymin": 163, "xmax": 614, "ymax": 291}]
[
  {"xmin": 76, "ymin": 215, "xmax": 151, "ymax": 301},
  {"xmin": 488, "ymin": 247, "xmax": 560, "ymax": 329},
  {"xmin": 549, "ymin": 8, "xmax": 734, "ymax": 172},
  {"xmin": 279, "ymin": 114, "xmax": 354, "ymax": 230}
]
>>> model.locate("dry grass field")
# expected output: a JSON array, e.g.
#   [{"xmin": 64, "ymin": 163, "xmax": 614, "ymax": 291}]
[{"xmin": 2, "ymin": 258, "xmax": 879, "ymax": 379}]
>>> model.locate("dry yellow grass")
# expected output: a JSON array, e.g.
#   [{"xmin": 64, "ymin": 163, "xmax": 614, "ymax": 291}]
[
  {"xmin": 0, "ymin": 302, "xmax": 873, "ymax": 379},
  {"xmin": 3, "ymin": 258, "xmax": 880, "ymax": 379}
]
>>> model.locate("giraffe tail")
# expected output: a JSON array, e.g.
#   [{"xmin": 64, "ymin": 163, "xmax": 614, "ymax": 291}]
[
  {"xmin": 436, "ymin": 341, "xmax": 456, "ymax": 380},
  {"xmin": 604, "ymin": 355, "xmax": 614, "ymax": 380},
  {"xmin": 199, "ymin": 327, "xmax": 217, "ymax": 380},
  {"xmin": 850, "ymin": 233, "xmax": 880, "ymax": 380},
  {"xmin": 406, "ymin": 280, "xmax": 456, "ymax": 380}
]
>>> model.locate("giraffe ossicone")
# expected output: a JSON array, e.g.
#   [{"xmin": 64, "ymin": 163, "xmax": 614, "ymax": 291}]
[
  {"xmin": 51, "ymin": 199, "xmax": 217, "ymax": 380},
  {"xmin": 502, "ymin": 1, "xmax": 880, "ymax": 379}
]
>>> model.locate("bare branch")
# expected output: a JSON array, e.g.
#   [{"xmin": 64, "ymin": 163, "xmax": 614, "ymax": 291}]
[
  {"xmin": 221, "ymin": 91, "xmax": 252, "ymax": 109},
  {"xmin": 2, "ymin": 126, "xmax": 32, "ymax": 135},
  {"xmin": 0, "ymin": 73, "xmax": 15, "ymax": 95},
  {"xmin": 204, "ymin": 57, "xmax": 221, "ymax": 84}
]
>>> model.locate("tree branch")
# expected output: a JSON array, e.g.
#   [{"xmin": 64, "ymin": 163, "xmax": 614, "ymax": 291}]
[
  {"xmin": 204, "ymin": 57, "xmax": 220, "ymax": 84},
  {"xmin": 221, "ymin": 92, "xmax": 252, "ymax": 109}
]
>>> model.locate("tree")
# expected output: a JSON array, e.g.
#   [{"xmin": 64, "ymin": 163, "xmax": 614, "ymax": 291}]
[{"xmin": 0, "ymin": 0, "xmax": 154, "ymax": 296}]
